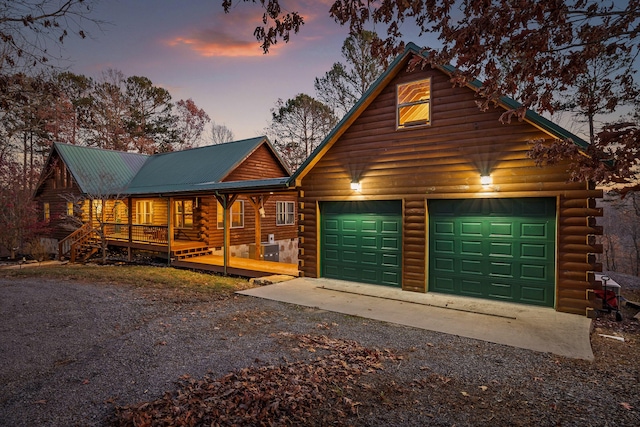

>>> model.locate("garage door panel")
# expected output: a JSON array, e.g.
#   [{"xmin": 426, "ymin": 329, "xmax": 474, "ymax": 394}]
[
  {"xmin": 490, "ymin": 242, "xmax": 513, "ymax": 257},
  {"xmin": 361, "ymin": 236, "xmax": 377, "ymax": 248},
  {"xmin": 490, "ymin": 222, "xmax": 513, "ymax": 236},
  {"xmin": 429, "ymin": 198, "xmax": 555, "ymax": 307},
  {"xmin": 434, "ymin": 257, "xmax": 455, "ymax": 272},
  {"xmin": 521, "ymin": 264, "xmax": 548, "ymax": 280},
  {"xmin": 521, "ymin": 286, "xmax": 548, "ymax": 304},
  {"xmin": 521, "ymin": 223, "xmax": 548, "ymax": 238},
  {"xmin": 461, "ymin": 259, "xmax": 482, "ymax": 274},
  {"xmin": 321, "ymin": 201, "xmax": 402, "ymax": 287},
  {"xmin": 361, "ymin": 220, "xmax": 378, "ymax": 232},
  {"xmin": 382, "ymin": 237, "xmax": 400, "ymax": 250},
  {"xmin": 461, "ymin": 240, "xmax": 482, "ymax": 255},
  {"xmin": 342, "ymin": 235, "xmax": 357, "ymax": 247},
  {"xmin": 521, "ymin": 243, "xmax": 546, "ymax": 259},
  {"xmin": 488, "ymin": 281, "xmax": 516, "ymax": 299},
  {"xmin": 489, "ymin": 261, "xmax": 513, "ymax": 278},
  {"xmin": 461, "ymin": 222, "xmax": 482, "ymax": 236},
  {"xmin": 461, "ymin": 279, "xmax": 483, "ymax": 296},
  {"xmin": 382, "ymin": 220, "xmax": 400, "ymax": 233},
  {"xmin": 382, "ymin": 253, "xmax": 400, "ymax": 267},
  {"xmin": 434, "ymin": 221, "xmax": 455, "ymax": 234},
  {"xmin": 324, "ymin": 249, "xmax": 339, "ymax": 261},
  {"xmin": 434, "ymin": 239, "xmax": 454, "ymax": 253},
  {"xmin": 361, "ymin": 252, "xmax": 377, "ymax": 265},
  {"xmin": 433, "ymin": 276, "xmax": 455, "ymax": 291}
]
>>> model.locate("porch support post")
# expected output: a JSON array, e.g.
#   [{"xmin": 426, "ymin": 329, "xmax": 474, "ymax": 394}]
[
  {"xmin": 215, "ymin": 193, "xmax": 239, "ymax": 275},
  {"xmin": 248, "ymin": 195, "xmax": 269, "ymax": 260},
  {"xmin": 167, "ymin": 196, "xmax": 173, "ymax": 266},
  {"xmin": 127, "ymin": 198, "xmax": 133, "ymax": 262}
]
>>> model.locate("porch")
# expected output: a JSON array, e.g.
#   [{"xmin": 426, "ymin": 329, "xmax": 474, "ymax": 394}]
[{"xmin": 103, "ymin": 223, "xmax": 298, "ymax": 277}]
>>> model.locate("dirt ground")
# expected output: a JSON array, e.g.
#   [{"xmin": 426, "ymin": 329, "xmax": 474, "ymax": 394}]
[{"xmin": 0, "ymin": 272, "xmax": 639, "ymax": 426}]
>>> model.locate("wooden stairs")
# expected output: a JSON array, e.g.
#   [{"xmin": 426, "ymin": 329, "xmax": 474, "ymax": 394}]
[
  {"xmin": 58, "ymin": 223, "xmax": 101, "ymax": 263},
  {"xmin": 172, "ymin": 246, "xmax": 212, "ymax": 260}
]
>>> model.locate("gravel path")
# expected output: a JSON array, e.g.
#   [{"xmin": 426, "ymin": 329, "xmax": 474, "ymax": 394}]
[{"xmin": 1, "ymin": 277, "xmax": 639, "ymax": 426}]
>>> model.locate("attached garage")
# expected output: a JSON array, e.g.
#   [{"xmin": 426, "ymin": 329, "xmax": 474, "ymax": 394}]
[
  {"xmin": 429, "ymin": 198, "xmax": 556, "ymax": 307},
  {"xmin": 321, "ymin": 200, "xmax": 402, "ymax": 287}
]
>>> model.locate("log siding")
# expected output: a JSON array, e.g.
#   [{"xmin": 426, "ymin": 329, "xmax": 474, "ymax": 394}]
[{"xmin": 297, "ymin": 63, "xmax": 602, "ymax": 315}]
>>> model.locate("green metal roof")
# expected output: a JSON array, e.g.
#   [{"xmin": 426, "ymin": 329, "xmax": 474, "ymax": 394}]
[
  {"xmin": 54, "ymin": 142, "xmax": 148, "ymax": 195},
  {"xmin": 126, "ymin": 136, "xmax": 275, "ymax": 195},
  {"xmin": 289, "ymin": 42, "xmax": 590, "ymax": 184},
  {"xmin": 50, "ymin": 136, "xmax": 290, "ymax": 197}
]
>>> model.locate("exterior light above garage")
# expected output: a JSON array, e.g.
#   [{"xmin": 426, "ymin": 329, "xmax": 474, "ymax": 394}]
[
  {"xmin": 480, "ymin": 175, "xmax": 492, "ymax": 187},
  {"xmin": 350, "ymin": 181, "xmax": 362, "ymax": 192}
]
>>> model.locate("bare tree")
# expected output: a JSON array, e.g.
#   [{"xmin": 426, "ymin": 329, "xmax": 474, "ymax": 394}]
[
  {"xmin": 0, "ymin": 0, "xmax": 101, "ymax": 72},
  {"xmin": 210, "ymin": 121, "xmax": 235, "ymax": 145}
]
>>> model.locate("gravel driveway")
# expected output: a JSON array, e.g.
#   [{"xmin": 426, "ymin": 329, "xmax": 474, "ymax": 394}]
[{"xmin": 1, "ymin": 277, "xmax": 639, "ymax": 426}]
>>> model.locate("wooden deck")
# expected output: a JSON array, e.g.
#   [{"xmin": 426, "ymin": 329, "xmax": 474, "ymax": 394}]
[{"xmin": 172, "ymin": 254, "xmax": 299, "ymax": 278}]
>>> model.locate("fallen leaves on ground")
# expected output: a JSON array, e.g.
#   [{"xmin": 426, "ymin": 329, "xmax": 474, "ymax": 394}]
[{"xmin": 112, "ymin": 333, "xmax": 401, "ymax": 426}]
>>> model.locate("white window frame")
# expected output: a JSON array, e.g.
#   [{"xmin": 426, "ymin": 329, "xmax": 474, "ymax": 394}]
[
  {"xmin": 396, "ymin": 78, "xmax": 431, "ymax": 129},
  {"xmin": 136, "ymin": 200, "xmax": 153, "ymax": 224},
  {"xmin": 217, "ymin": 200, "xmax": 244, "ymax": 229},
  {"xmin": 276, "ymin": 201, "xmax": 295, "ymax": 226}
]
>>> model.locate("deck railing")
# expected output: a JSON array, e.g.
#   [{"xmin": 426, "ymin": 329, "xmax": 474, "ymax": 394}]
[{"xmin": 103, "ymin": 223, "xmax": 169, "ymax": 245}]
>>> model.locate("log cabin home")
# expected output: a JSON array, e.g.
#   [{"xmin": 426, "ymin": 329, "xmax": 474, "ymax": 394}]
[
  {"xmin": 289, "ymin": 43, "xmax": 604, "ymax": 317},
  {"xmin": 33, "ymin": 137, "xmax": 298, "ymax": 277}
]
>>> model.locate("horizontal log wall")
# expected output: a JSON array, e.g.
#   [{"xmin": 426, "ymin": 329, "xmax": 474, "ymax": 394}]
[
  {"xmin": 298, "ymin": 60, "xmax": 602, "ymax": 315},
  {"xmin": 202, "ymin": 193, "xmax": 298, "ymax": 248},
  {"xmin": 223, "ymin": 144, "xmax": 289, "ymax": 181}
]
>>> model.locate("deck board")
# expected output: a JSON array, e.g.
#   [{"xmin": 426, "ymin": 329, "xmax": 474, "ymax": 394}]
[{"xmin": 173, "ymin": 254, "xmax": 299, "ymax": 277}]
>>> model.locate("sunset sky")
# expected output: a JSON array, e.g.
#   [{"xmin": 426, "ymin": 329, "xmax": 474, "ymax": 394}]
[{"xmin": 61, "ymin": 0, "xmax": 425, "ymax": 141}]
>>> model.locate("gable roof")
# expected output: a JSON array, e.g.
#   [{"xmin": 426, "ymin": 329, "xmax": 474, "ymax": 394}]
[
  {"xmin": 288, "ymin": 42, "xmax": 589, "ymax": 185},
  {"xmin": 53, "ymin": 142, "xmax": 149, "ymax": 195},
  {"xmin": 125, "ymin": 136, "xmax": 286, "ymax": 195},
  {"xmin": 40, "ymin": 136, "xmax": 290, "ymax": 198}
]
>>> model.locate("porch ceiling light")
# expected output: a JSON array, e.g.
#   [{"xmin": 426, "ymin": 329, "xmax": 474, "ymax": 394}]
[
  {"xmin": 350, "ymin": 181, "xmax": 361, "ymax": 192},
  {"xmin": 480, "ymin": 175, "xmax": 492, "ymax": 187}
]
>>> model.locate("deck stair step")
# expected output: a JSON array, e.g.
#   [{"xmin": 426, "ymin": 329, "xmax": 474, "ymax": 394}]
[{"xmin": 173, "ymin": 246, "xmax": 213, "ymax": 260}]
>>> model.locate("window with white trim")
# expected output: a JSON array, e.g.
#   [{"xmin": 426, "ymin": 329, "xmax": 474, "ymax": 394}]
[
  {"xmin": 217, "ymin": 200, "xmax": 244, "ymax": 228},
  {"xmin": 136, "ymin": 200, "xmax": 153, "ymax": 224},
  {"xmin": 276, "ymin": 201, "xmax": 295, "ymax": 226},
  {"xmin": 397, "ymin": 78, "xmax": 431, "ymax": 129}
]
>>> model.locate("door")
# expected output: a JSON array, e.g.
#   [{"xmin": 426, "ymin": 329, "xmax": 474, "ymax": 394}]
[
  {"xmin": 429, "ymin": 198, "xmax": 555, "ymax": 307},
  {"xmin": 321, "ymin": 200, "xmax": 402, "ymax": 287}
]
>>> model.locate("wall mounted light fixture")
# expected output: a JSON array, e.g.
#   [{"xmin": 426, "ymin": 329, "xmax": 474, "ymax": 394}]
[
  {"xmin": 480, "ymin": 175, "xmax": 492, "ymax": 187},
  {"xmin": 350, "ymin": 181, "xmax": 362, "ymax": 192}
]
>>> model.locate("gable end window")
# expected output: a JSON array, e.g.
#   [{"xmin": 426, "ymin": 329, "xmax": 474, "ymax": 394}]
[
  {"xmin": 397, "ymin": 78, "xmax": 431, "ymax": 129},
  {"xmin": 276, "ymin": 201, "xmax": 295, "ymax": 226}
]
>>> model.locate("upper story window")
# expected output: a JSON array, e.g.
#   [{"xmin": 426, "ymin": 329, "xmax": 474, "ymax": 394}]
[
  {"xmin": 43, "ymin": 203, "xmax": 50, "ymax": 221},
  {"xmin": 276, "ymin": 201, "xmax": 295, "ymax": 226},
  {"xmin": 217, "ymin": 200, "xmax": 244, "ymax": 229},
  {"xmin": 397, "ymin": 78, "xmax": 431, "ymax": 129}
]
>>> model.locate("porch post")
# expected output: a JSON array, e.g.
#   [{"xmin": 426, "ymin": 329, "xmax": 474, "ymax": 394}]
[
  {"xmin": 167, "ymin": 197, "xmax": 173, "ymax": 266},
  {"xmin": 127, "ymin": 198, "xmax": 133, "ymax": 262}
]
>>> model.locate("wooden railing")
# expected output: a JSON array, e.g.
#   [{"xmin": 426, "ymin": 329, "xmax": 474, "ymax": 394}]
[
  {"xmin": 58, "ymin": 223, "xmax": 93, "ymax": 260},
  {"xmin": 103, "ymin": 223, "xmax": 169, "ymax": 245}
]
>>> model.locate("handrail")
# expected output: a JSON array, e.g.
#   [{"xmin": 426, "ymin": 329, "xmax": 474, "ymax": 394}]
[{"xmin": 58, "ymin": 223, "xmax": 93, "ymax": 260}]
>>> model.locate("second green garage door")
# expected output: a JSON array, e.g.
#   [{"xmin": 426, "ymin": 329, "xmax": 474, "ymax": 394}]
[
  {"xmin": 321, "ymin": 201, "xmax": 402, "ymax": 287},
  {"xmin": 429, "ymin": 198, "xmax": 556, "ymax": 307}
]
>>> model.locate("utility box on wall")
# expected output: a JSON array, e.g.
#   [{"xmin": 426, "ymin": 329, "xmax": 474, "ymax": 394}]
[{"xmin": 249, "ymin": 242, "xmax": 279, "ymax": 262}]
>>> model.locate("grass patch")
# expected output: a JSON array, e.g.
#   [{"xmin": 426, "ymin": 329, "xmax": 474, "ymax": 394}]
[{"xmin": 0, "ymin": 264, "xmax": 252, "ymax": 295}]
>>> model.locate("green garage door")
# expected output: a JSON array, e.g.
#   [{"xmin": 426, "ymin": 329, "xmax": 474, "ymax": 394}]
[
  {"xmin": 321, "ymin": 201, "xmax": 402, "ymax": 287},
  {"xmin": 429, "ymin": 198, "xmax": 555, "ymax": 307}
]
